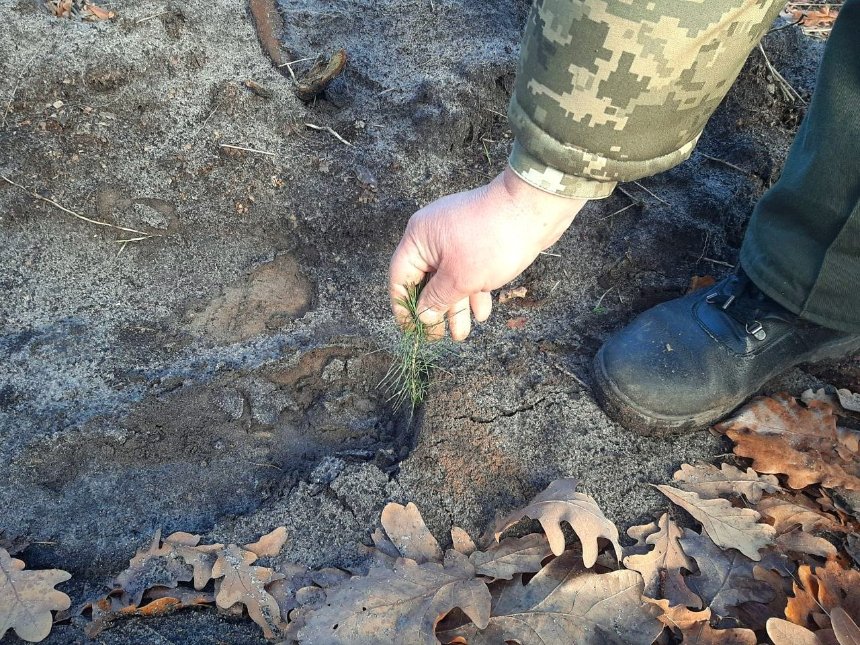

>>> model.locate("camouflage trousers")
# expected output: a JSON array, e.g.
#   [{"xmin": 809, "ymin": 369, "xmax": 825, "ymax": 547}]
[{"xmin": 508, "ymin": 0, "xmax": 860, "ymax": 332}]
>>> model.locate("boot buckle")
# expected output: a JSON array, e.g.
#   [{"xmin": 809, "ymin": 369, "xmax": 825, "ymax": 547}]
[{"xmin": 746, "ymin": 321, "xmax": 767, "ymax": 341}]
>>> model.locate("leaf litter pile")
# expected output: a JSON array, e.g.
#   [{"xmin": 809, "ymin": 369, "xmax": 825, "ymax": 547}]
[{"xmin": 2, "ymin": 387, "xmax": 859, "ymax": 643}]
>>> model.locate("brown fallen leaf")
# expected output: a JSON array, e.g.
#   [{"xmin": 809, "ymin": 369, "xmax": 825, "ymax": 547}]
[
  {"xmin": 468, "ymin": 533, "xmax": 552, "ymax": 581},
  {"xmin": 673, "ymin": 462, "xmax": 780, "ymax": 503},
  {"xmin": 244, "ymin": 526, "xmax": 288, "ymax": 558},
  {"xmin": 0, "ymin": 548, "xmax": 71, "ymax": 643},
  {"xmin": 832, "ymin": 607, "xmax": 860, "ymax": 645},
  {"xmin": 380, "ymin": 502, "xmax": 444, "ymax": 564},
  {"xmin": 297, "ymin": 551, "xmax": 491, "ymax": 645},
  {"xmin": 653, "ymin": 601, "xmax": 757, "ymax": 644},
  {"xmin": 212, "ymin": 544, "xmax": 286, "ymax": 639},
  {"xmin": 786, "ymin": 561, "xmax": 860, "ymax": 631},
  {"xmin": 679, "ymin": 529, "xmax": 774, "ymax": 618},
  {"xmin": 624, "ymin": 513, "xmax": 701, "ymax": 608},
  {"xmin": 450, "ymin": 527, "xmax": 477, "ymax": 556},
  {"xmin": 498, "ymin": 286, "xmax": 528, "ymax": 304},
  {"xmin": 767, "ymin": 617, "xmax": 828, "ymax": 645},
  {"xmin": 654, "ymin": 485, "xmax": 775, "ymax": 560},
  {"xmin": 687, "ymin": 275, "xmax": 716, "ymax": 294},
  {"xmin": 505, "ymin": 316, "xmax": 527, "ymax": 329},
  {"xmin": 295, "ymin": 50, "xmax": 348, "ymax": 101},
  {"xmin": 496, "ymin": 478, "xmax": 622, "ymax": 566},
  {"xmin": 440, "ymin": 550, "xmax": 663, "ymax": 645},
  {"xmin": 837, "ymin": 389, "xmax": 860, "ymax": 414},
  {"xmin": 113, "ymin": 531, "xmax": 195, "ymax": 606},
  {"xmin": 716, "ymin": 394, "xmax": 860, "ymax": 490},
  {"xmin": 774, "ymin": 529, "xmax": 838, "ymax": 560},
  {"xmin": 757, "ymin": 496, "xmax": 842, "ymax": 534}
]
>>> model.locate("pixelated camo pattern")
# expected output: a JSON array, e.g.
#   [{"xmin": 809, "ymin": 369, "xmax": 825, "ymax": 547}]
[{"xmin": 508, "ymin": 0, "xmax": 785, "ymax": 198}]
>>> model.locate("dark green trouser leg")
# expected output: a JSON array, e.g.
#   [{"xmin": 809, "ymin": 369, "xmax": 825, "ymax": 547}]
[{"xmin": 741, "ymin": 0, "xmax": 860, "ymax": 334}]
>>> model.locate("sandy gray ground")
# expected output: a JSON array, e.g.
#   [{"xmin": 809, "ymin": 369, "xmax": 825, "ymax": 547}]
[{"xmin": 0, "ymin": 0, "xmax": 856, "ymax": 642}]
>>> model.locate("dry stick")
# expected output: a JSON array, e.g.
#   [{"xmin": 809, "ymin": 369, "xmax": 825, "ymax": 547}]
[
  {"xmin": 632, "ymin": 180, "xmax": 673, "ymax": 208},
  {"xmin": 701, "ymin": 256, "xmax": 735, "ymax": 268},
  {"xmin": 1, "ymin": 175, "xmax": 154, "ymax": 237},
  {"xmin": 134, "ymin": 9, "xmax": 168, "ymax": 24},
  {"xmin": 597, "ymin": 202, "xmax": 638, "ymax": 221},
  {"xmin": 219, "ymin": 143, "xmax": 276, "ymax": 156},
  {"xmin": 305, "ymin": 122, "xmax": 353, "ymax": 147},
  {"xmin": 758, "ymin": 43, "xmax": 806, "ymax": 104},
  {"xmin": 699, "ymin": 152, "xmax": 752, "ymax": 176},
  {"xmin": 2, "ymin": 50, "xmax": 39, "ymax": 127},
  {"xmin": 594, "ymin": 285, "xmax": 616, "ymax": 309}
]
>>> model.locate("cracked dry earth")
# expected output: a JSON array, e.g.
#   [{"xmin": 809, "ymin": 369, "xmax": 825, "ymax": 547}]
[{"xmin": 1, "ymin": 0, "xmax": 858, "ymax": 642}]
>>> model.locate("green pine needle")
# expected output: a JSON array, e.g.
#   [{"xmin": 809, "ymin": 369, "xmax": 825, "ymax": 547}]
[{"xmin": 380, "ymin": 282, "xmax": 446, "ymax": 412}]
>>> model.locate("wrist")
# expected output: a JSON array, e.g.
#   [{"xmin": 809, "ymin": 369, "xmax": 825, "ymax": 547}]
[{"xmin": 499, "ymin": 165, "xmax": 587, "ymax": 218}]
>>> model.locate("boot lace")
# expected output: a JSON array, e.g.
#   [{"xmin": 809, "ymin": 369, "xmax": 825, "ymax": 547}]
[{"xmin": 704, "ymin": 272, "xmax": 771, "ymax": 341}]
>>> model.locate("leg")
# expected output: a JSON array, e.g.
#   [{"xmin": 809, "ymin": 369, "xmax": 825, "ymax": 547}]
[
  {"xmin": 594, "ymin": 4, "xmax": 860, "ymax": 434},
  {"xmin": 741, "ymin": 0, "xmax": 860, "ymax": 333}
]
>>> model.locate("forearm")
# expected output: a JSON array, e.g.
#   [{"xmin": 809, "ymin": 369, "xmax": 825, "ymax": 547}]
[{"xmin": 508, "ymin": 0, "xmax": 785, "ymax": 199}]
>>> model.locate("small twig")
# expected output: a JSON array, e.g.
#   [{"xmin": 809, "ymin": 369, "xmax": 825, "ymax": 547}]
[
  {"xmin": 305, "ymin": 123, "xmax": 353, "ymax": 147},
  {"xmin": 191, "ymin": 101, "xmax": 220, "ymax": 138},
  {"xmin": 767, "ymin": 16, "xmax": 805, "ymax": 35},
  {"xmin": 632, "ymin": 181, "xmax": 673, "ymax": 207},
  {"xmin": 277, "ymin": 55, "xmax": 315, "ymax": 68},
  {"xmin": 278, "ymin": 56, "xmax": 315, "ymax": 84},
  {"xmin": 484, "ymin": 107, "xmax": 507, "ymax": 119},
  {"xmin": 594, "ymin": 285, "xmax": 615, "ymax": 309},
  {"xmin": 251, "ymin": 462, "xmax": 284, "ymax": 471},
  {"xmin": 134, "ymin": 9, "xmax": 168, "ymax": 24},
  {"xmin": 700, "ymin": 256, "xmax": 736, "ymax": 268},
  {"xmin": 550, "ymin": 361, "xmax": 590, "ymax": 392},
  {"xmin": 698, "ymin": 152, "xmax": 753, "ymax": 176},
  {"xmin": 597, "ymin": 202, "xmax": 638, "ymax": 221},
  {"xmin": 539, "ymin": 251, "xmax": 561, "ymax": 258},
  {"xmin": 2, "ymin": 50, "xmax": 38, "ymax": 127},
  {"xmin": 758, "ymin": 43, "xmax": 806, "ymax": 104},
  {"xmin": 219, "ymin": 143, "xmax": 277, "ymax": 156},
  {"xmin": 1, "ymin": 175, "xmax": 155, "ymax": 237}
]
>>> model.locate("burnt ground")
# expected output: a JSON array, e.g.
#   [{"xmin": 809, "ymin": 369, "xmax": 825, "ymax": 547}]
[{"xmin": 0, "ymin": 1, "xmax": 857, "ymax": 642}]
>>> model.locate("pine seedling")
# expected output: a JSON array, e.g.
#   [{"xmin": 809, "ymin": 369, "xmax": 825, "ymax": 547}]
[{"xmin": 380, "ymin": 282, "xmax": 447, "ymax": 412}]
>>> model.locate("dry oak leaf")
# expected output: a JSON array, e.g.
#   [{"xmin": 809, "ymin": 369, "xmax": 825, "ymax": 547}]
[
  {"xmin": 244, "ymin": 526, "xmax": 288, "ymax": 558},
  {"xmin": 468, "ymin": 533, "xmax": 553, "ymax": 581},
  {"xmin": 833, "ymin": 607, "xmax": 860, "ymax": 645},
  {"xmin": 450, "ymin": 527, "xmax": 477, "ymax": 556},
  {"xmin": 212, "ymin": 544, "xmax": 286, "ymax": 639},
  {"xmin": 496, "ymin": 478, "xmax": 622, "ymax": 566},
  {"xmin": 679, "ymin": 529, "xmax": 774, "ymax": 619},
  {"xmin": 767, "ymin": 617, "xmax": 833, "ymax": 645},
  {"xmin": 652, "ymin": 601, "xmax": 756, "ymax": 644},
  {"xmin": 498, "ymin": 286, "xmax": 528, "ymax": 304},
  {"xmin": 297, "ymin": 550, "xmax": 491, "ymax": 645},
  {"xmin": 757, "ymin": 496, "xmax": 843, "ymax": 534},
  {"xmin": 440, "ymin": 550, "xmax": 664, "ymax": 645},
  {"xmin": 381, "ymin": 502, "xmax": 444, "ymax": 564},
  {"xmin": 673, "ymin": 462, "xmax": 780, "ymax": 503},
  {"xmin": 623, "ymin": 513, "xmax": 701, "ymax": 608},
  {"xmin": 654, "ymin": 485, "xmax": 775, "ymax": 560},
  {"xmin": 0, "ymin": 548, "xmax": 71, "ymax": 643},
  {"xmin": 112, "ymin": 530, "xmax": 195, "ymax": 607},
  {"xmin": 786, "ymin": 561, "xmax": 860, "ymax": 631},
  {"xmin": 716, "ymin": 394, "xmax": 860, "ymax": 491}
]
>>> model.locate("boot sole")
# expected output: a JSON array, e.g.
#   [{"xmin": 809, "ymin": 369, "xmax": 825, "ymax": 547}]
[{"xmin": 592, "ymin": 335, "xmax": 860, "ymax": 437}]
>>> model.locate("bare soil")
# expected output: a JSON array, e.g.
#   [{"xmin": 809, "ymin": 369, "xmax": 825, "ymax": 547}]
[{"xmin": 0, "ymin": 1, "xmax": 855, "ymax": 642}]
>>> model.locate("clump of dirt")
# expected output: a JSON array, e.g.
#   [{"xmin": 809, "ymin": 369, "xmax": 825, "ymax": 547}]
[{"xmin": 0, "ymin": 0, "xmax": 850, "ymax": 642}]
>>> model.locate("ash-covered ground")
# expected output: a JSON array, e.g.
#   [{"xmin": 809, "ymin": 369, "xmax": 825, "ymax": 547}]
[{"xmin": 0, "ymin": 1, "xmax": 855, "ymax": 641}]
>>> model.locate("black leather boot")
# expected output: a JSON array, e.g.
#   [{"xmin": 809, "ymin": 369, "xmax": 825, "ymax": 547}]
[{"xmin": 592, "ymin": 270, "xmax": 860, "ymax": 435}]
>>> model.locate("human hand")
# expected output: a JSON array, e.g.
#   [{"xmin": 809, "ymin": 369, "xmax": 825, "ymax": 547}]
[{"xmin": 388, "ymin": 166, "xmax": 587, "ymax": 341}]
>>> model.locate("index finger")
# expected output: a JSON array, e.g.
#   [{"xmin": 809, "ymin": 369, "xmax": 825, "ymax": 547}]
[{"xmin": 389, "ymin": 237, "xmax": 432, "ymax": 329}]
